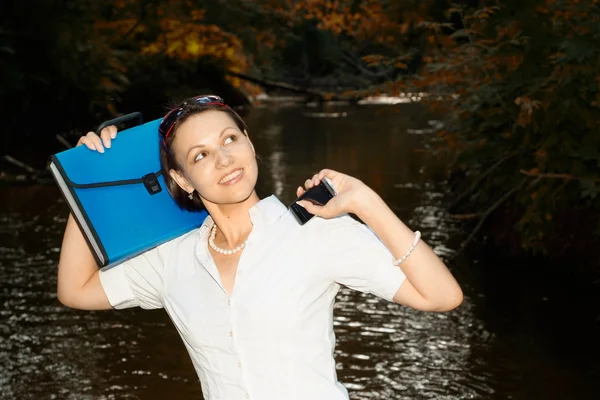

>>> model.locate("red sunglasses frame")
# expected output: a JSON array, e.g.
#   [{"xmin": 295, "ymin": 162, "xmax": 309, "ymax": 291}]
[{"xmin": 159, "ymin": 95, "xmax": 228, "ymax": 145}]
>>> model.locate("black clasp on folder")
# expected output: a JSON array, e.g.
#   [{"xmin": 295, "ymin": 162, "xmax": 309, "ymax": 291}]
[{"xmin": 142, "ymin": 173, "xmax": 162, "ymax": 195}]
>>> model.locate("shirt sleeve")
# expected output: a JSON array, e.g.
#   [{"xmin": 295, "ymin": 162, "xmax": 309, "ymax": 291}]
[
  {"xmin": 98, "ymin": 242, "xmax": 170, "ymax": 310},
  {"xmin": 313, "ymin": 214, "xmax": 406, "ymax": 302}
]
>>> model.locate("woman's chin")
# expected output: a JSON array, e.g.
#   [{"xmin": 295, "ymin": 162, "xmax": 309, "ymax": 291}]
[{"xmin": 210, "ymin": 184, "xmax": 258, "ymax": 206}]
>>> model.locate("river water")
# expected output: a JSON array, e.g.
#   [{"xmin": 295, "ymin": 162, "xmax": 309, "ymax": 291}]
[{"xmin": 1, "ymin": 104, "xmax": 597, "ymax": 399}]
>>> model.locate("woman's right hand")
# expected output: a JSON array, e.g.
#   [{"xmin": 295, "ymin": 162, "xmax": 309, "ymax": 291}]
[{"xmin": 76, "ymin": 125, "xmax": 118, "ymax": 153}]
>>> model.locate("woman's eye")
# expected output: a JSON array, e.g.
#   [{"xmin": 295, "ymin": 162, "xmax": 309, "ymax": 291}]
[
  {"xmin": 194, "ymin": 152, "xmax": 208, "ymax": 162},
  {"xmin": 224, "ymin": 135, "xmax": 237, "ymax": 145}
]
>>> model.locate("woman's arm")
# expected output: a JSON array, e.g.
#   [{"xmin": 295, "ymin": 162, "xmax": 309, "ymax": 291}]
[
  {"xmin": 354, "ymin": 190, "xmax": 463, "ymax": 311},
  {"xmin": 57, "ymin": 215, "xmax": 111, "ymax": 310},
  {"xmin": 57, "ymin": 126, "xmax": 117, "ymax": 310},
  {"xmin": 296, "ymin": 169, "xmax": 463, "ymax": 312}
]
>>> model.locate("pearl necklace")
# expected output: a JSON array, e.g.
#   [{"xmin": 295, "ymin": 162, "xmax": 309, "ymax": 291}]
[{"xmin": 208, "ymin": 224, "xmax": 247, "ymax": 255}]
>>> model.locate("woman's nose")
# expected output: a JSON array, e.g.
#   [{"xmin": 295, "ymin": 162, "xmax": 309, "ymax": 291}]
[{"xmin": 215, "ymin": 148, "xmax": 234, "ymax": 168}]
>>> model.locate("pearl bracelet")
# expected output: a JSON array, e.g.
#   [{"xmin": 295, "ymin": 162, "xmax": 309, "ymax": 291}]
[{"xmin": 392, "ymin": 231, "xmax": 421, "ymax": 266}]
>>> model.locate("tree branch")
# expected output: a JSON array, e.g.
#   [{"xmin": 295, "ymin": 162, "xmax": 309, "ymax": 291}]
[
  {"xmin": 459, "ymin": 177, "xmax": 527, "ymax": 250},
  {"xmin": 519, "ymin": 169, "xmax": 600, "ymax": 182},
  {"xmin": 56, "ymin": 134, "xmax": 73, "ymax": 149},
  {"xmin": 225, "ymin": 70, "xmax": 361, "ymax": 102},
  {"xmin": 449, "ymin": 150, "xmax": 519, "ymax": 210},
  {"xmin": 340, "ymin": 50, "xmax": 394, "ymax": 80},
  {"xmin": 225, "ymin": 70, "xmax": 326, "ymax": 98},
  {"xmin": 3, "ymin": 155, "xmax": 41, "ymax": 175}
]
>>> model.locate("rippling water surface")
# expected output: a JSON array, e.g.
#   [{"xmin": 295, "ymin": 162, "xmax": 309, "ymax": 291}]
[{"xmin": 1, "ymin": 104, "xmax": 597, "ymax": 399}]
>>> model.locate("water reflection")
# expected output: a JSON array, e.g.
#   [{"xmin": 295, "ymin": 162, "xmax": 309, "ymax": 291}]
[{"xmin": 1, "ymin": 105, "xmax": 598, "ymax": 399}]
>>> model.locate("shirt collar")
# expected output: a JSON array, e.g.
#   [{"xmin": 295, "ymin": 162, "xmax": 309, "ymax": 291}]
[
  {"xmin": 198, "ymin": 195, "xmax": 288, "ymax": 239},
  {"xmin": 249, "ymin": 195, "xmax": 288, "ymax": 226}
]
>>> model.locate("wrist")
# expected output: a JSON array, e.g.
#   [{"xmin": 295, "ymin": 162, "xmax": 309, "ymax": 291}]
[{"xmin": 351, "ymin": 186, "xmax": 383, "ymax": 219}]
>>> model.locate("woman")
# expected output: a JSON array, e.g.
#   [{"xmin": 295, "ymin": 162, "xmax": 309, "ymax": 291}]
[{"xmin": 57, "ymin": 95, "xmax": 463, "ymax": 400}]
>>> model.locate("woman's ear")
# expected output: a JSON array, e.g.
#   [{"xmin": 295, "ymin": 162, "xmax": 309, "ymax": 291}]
[{"xmin": 169, "ymin": 169, "xmax": 193, "ymax": 193}]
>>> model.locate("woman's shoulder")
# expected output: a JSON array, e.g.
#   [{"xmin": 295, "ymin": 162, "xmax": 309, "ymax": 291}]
[
  {"xmin": 273, "ymin": 214, "xmax": 365, "ymax": 246},
  {"xmin": 308, "ymin": 213, "xmax": 362, "ymax": 232},
  {"xmin": 168, "ymin": 226, "xmax": 203, "ymax": 249},
  {"xmin": 143, "ymin": 226, "xmax": 202, "ymax": 261}
]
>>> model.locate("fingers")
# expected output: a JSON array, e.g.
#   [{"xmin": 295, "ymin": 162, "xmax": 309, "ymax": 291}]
[
  {"xmin": 99, "ymin": 125, "xmax": 117, "ymax": 149},
  {"xmin": 296, "ymin": 186, "xmax": 305, "ymax": 197},
  {"xmin": 75, "ymin": 125, "xmax": 118, "ymax": 153},
  {"xmin": 304, "ymin": 169, "xmax": 338, "ymax": 187},
  {"xmin": 304, "ymin": 173, "xmax": 321, "ymax": 189},
  {"xmin": 88, "ymin": 131, "xmax": 105, "ymax": 153},
  {"xmin": 296, "ymin": 198, "xmax": 336, "ymax": 220},
  {"xmin": 296, "ymin": 199, "xmax": 320, "ymax": 216},
  {"xmin": 76, "ymin": 132, "xmax": 102, "ymax": 152},
  {"xmin": 318, "ymin": 169, "xmax": 335, "ymax": 181}
]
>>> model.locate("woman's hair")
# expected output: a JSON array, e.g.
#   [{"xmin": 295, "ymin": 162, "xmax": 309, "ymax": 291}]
[{"xmin": 159, "ymin": 97, "xmax": 249, "ymax": 211}]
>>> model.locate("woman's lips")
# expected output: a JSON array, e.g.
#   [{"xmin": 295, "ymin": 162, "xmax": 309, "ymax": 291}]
[{"xmin": 219, "ymin": 168, "xmax": 243, "ymax": 185}]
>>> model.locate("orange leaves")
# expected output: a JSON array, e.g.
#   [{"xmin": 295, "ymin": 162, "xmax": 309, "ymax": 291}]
[
  {"xmin": 473, "ymin": 6, "xmax": 500, "ymax": 19},
  {"xmin": 405, "ymin": 1, "xmax": 600, "ymax": 254},
  {"xmin": 289, "ymin": 0, "xmax": 406, "ymax": 44},
  {"xmin": 535, "ymin": 149, "xmax": 548, "ymax": 163},
  {"xmin": 514, "ymin": 96, "xmax": 542, "ymax": 127},
  {"xmin": 142, "ymin": 22, "xmax": 235, "ymax": 60},
  {"xmin": 495, "ymin": 22, "xmax": 521, "ymax": 41},
  {"xmin": 96, "ymin": 1, "xmax": 249, "ymax": 74},
  {"xmin": 316, "ymin": 12, "xmax": 347, "ymax": 35},
  {"xmin": 139, "ymin": 14, "xmax": 247, "ymax": 70},
  {"xmin": 361, "ymin": 54, "xmax": 385, "ymax": 67},
  {"xmin": 436, "ymin": 130, "xmax": 457, "ymax": 149},
  {"xmin": 400, "ymin": 21, "xmax": 411, "ymax": 34},
  {"xmin": 508, "ymin": 54, "xmax": 523, "ymax": 71},
  {"xmin": 535, "ymin": 4, "xmax": 549, "ymax": 14}
]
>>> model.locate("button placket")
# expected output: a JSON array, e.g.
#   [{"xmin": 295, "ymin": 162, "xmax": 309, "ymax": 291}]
[{"xmin": 230, "ymin": 223, "xmax": 254, "ymax": 398}]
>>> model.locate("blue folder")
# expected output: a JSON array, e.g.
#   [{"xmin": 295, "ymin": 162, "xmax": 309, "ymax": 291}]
[{"xmin": 48, "ymin": 113, "xmax": 208, "ymax": 268}]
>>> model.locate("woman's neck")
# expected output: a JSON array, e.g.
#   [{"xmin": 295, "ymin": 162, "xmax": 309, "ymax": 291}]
[{"xmin": 204, "ymin": 192, "xmax": 260, "ymax": 247}]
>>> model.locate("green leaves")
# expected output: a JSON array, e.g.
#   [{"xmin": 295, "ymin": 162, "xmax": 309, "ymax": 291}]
[
  {"xmin": 560, "ymin": 38, "xmax": 597, "ymax": 63},
  {"xmin": 580, "ymin": 179, "xmax": 598, "ymax": 200}
]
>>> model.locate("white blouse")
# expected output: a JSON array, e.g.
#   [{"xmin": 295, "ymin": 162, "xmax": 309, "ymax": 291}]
[{"xmin": 99, "ymin": 195, "xmax": 406, "ymax": 400}]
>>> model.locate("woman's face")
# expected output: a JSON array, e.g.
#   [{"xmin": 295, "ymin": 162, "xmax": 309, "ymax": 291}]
[{"xmin": 169, "ymin": 110, "xmax": 258, "ymax": 207}]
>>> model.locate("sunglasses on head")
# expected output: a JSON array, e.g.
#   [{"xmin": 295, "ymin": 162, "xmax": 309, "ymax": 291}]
[{"xmin": 158, "ymin": 95, "xmax": 227, "ymax": 145}]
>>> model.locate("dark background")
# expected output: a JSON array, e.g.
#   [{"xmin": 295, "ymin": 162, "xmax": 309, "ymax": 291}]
[{"xmin": 1, "ymin": 1, "xmax": 599, "ymax": 398}]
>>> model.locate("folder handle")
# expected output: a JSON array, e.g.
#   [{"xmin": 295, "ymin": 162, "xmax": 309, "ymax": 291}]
[{"xmin": 96, "ymin": 112, "xmax": 144, "ymax": 134}]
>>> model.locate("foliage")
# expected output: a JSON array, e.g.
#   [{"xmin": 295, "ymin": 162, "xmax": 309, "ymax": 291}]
[
  {"xmin": 317, "ymin": 0, "xmax": 600, "ymax": 256},
  {"xmin": 405, "ymin": 0, "xmax": 600, "ymax": 254},
  {"xmin": 3, "ymin": 0, "xmax": 599, "ymax": 258},
  {"xmin": 2, "ymin": 0, "xmax": 417, "ymax": 134}
]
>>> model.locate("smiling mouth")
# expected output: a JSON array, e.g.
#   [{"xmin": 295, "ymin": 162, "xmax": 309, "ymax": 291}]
[{"xmin": 219, "ymin": 168, "xmax": 243, "ymax": 184}]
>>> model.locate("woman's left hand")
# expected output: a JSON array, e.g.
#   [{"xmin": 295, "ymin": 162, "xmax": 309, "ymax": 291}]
[{"xmin": 295, "ymin": 169, "xmax": 374, "ymax": 219}]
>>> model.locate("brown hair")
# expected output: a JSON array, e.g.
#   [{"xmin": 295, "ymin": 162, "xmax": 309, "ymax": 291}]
[{"xmin": 159, "ymin": 97, "xmax": 249, "ymax": 211}]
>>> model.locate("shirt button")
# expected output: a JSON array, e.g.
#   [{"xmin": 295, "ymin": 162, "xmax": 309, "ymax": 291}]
[
  {"xmin": 245, "ymin": 393, "xmax": 250, "ymax": 399},
  {"xmin": 237, "ymin": 360, "xmax": 242, "ymax": 368},
  {"xmin": 228, "ymin": 330, "xmax": 233, "ymax": 337},
  {"xmin": 227, "ymin": 300, "xmax": 231, "ymax": 306}
]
